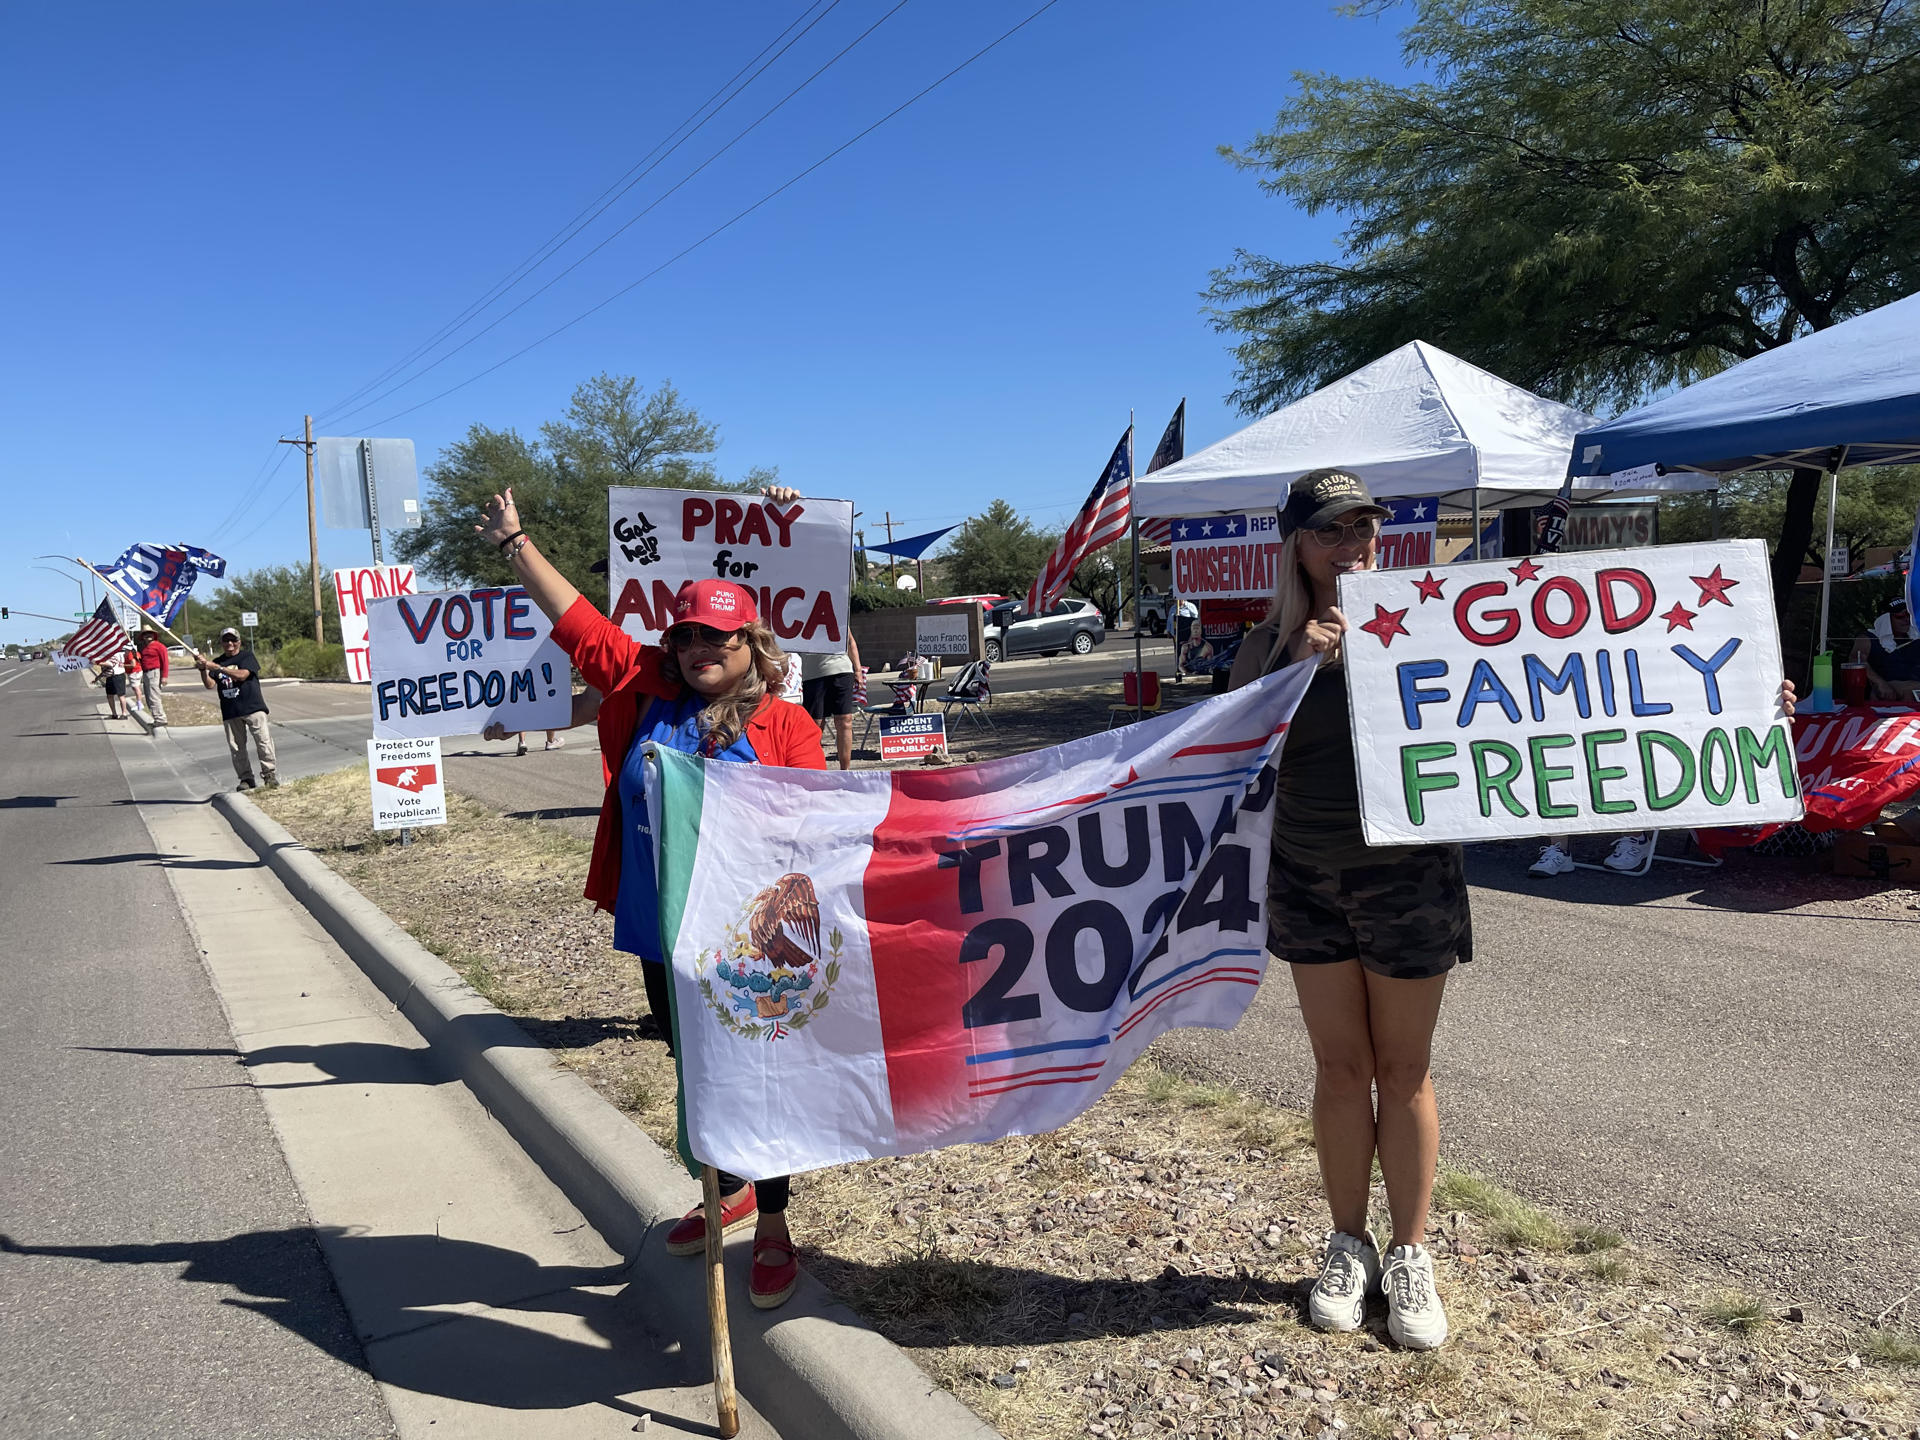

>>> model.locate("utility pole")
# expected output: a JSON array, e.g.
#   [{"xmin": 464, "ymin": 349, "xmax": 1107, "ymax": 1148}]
[
  {"xmin": 883, "ymin": 511, "xmax": 898, "ymax": 586},
  {"xmin": 281, "ymin": 414, "xmax": 323, "ymax": 643}
]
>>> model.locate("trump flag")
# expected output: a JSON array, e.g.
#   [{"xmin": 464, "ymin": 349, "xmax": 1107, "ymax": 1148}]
[{"xmin": 645, "ymin": 662, "xmax": 1314, "ymax": 1180}]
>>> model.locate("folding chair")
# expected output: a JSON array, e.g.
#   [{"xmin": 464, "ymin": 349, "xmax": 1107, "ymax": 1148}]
[
  {"xmin": 1107, "ymin": 669, "xmax": 1163, "ymax": 728},
  {"xmin": 939, "ymin": 660, "xmax": 995, "ymax": 730}
]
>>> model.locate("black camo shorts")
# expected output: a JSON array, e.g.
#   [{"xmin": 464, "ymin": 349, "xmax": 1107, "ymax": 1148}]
[{"xmin": 1267, "ymin": 843, "xmax": 1473, "ymax": 980}]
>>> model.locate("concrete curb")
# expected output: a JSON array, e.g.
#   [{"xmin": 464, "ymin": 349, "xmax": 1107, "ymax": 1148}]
[{"xmin": 213, "ymin": 789, "xmax": 1002, "ymax": 1440}]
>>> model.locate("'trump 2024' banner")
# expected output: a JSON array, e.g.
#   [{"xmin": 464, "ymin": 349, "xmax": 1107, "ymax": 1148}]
[
  {"xmin": 646, "ymin": 663, "xmax": 1315, "ymax": 1181},
  {"xmin": 607, "ymin": 487, "xmax": 854, "ymax": 653},
  {"xmin": 1338, "ymin": 540, "xmax": 1802, "ymax": 845},
  {"xmin": 366, "ymin": 587, "xmax": 570, "ymax": 740}
]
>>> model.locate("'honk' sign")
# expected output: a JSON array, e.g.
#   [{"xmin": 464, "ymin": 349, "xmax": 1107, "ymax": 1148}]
[
  {"xmin": 367, "ymin": 586, "xmax": 571, "ymax": 740},
  {"xmin": 606, "ymin": 487, "xmax": 854, "ymax": 653},
  {"xmin": 1339, "ymin": 540, "xmax": 1803, "ymax": 844}
]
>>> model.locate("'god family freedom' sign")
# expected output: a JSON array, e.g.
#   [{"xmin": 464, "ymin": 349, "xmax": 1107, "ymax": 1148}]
[
  {"xmin": 606, "ymin": 487, "xmax": 855, "ymax": 653},
  {"xmin": 1339, "ymin": 540, "xmax": 1802, "ymax": 845}
]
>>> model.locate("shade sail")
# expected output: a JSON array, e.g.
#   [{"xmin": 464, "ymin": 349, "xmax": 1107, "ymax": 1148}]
[
  {"xmin": 1569, "ymin": 292, "xmax": 1920, "ymax": 477},
  {"xmin": 864, "ymin": 524, "xmax": 956, "ymax": 559},
  {"xmin": 1134, "ymin": 341, "xmax": 1694, "ymax": 518}
]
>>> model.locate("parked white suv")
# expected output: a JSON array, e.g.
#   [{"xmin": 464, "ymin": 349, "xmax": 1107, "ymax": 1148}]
[{"xmin": 982, "ymin": 598, "xmax": 1106, "ymax": 662}]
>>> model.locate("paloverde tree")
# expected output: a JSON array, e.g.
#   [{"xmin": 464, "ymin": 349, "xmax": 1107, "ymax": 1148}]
[
  {"xmin": 396, "ymin": 375, "xmax": 773, "ymax": 612},
  {"xmin": 941, "ymin": 500, "xmax": 1061, "ymax": 602},
  {"xmin": 186, "ymin": 566, "xmax": 341, "ymax": 650},
  {"xmin": 1208, "ymin": 0, "xmax": 1920, "ymax": 616}
]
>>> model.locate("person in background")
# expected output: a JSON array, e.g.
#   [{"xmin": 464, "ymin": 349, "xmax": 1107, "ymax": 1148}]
[
  {"xmin": 503, "ymin": 728, "xmax": 565, "ymax": 756},
  {"xmin": 1173, "ymin": 595, "xmax": 1198, "ymax": 650},
  {"xmin": 137, "ymin": 625, "xmax": 171, "ymax": 726},
  {"xmin": 1527, "ymin": 831, "xmax": 1653, "ymax": 876},
  {"xmin": 97, "ymin": 653, "xmax": 130, "ymax": 719},
  {"xmin": 476, "ymin": 483, "xmax": 825, "ymax": 1310},
  {"xmin": 122, "ymin": 641, "xmax": 143, "ymax": 715},
  {"xmin": 1857, "ymin": 597, "xmax": 1920, "ymax": 702},
  {"xmin": 485, "ymin": 691, "xmax": 602, "ymax": 752},
  {"xmin": 800, "ymin": 632, "xmax": 863, "ymax": 769},
  {"xmin": 196, "ymin": 627, "xmax": 277, "ymax": 790}
]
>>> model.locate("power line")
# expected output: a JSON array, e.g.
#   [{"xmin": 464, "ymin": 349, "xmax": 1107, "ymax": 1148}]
[
  {"xmin": 354, "ymin": 0, "xmax": 1066, "ymax": 433},
  {"xmin": 206, "ymin": 440, "xmax": 294, "ymax": 544},
  {"xmin": 225, "ymin": 462, "xmax": 307, "ymax": 551},
  {"xmin": 323, "ymin": 0, "xmax": 916, "ymax": 430},
  {"xmin": 314, "ymin": 0, "xmax": 846, "ymax": 425}
]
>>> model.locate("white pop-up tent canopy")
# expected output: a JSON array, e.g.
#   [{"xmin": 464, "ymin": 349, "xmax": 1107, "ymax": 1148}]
[{"xmin": 1133, "ymin": 340, "xmax": 1715, "ymax": 519}]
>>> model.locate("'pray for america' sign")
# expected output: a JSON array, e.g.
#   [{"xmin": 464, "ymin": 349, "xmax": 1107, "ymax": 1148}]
[
  {"xmin": 1338, "ymin": 540, "xmax": 1802, "ymax": 845},
  {"xmin": 607, "ymin": 488, "xmax": 854, "ymax": 653}
]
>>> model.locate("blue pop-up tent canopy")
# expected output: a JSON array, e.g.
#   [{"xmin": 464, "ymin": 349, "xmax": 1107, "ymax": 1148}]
[{"xmin": 1569, "ymin": 291, "xmax": 1920, "ymax": 478}]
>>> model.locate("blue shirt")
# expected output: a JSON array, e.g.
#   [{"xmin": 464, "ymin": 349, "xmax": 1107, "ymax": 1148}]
[{"xmin": 613, "ymin": 693, "xmax": 758, "ymax": 961}]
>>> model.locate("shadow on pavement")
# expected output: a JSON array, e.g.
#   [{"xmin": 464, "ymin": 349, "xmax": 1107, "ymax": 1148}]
[
  {"xmin": 509, "ymin": 1015, "xmax": 656, "ymax": 1050},
  {"xmin": 1, "ymin": 795, "xmax": 72, "ymax": 808},
  {"xmin": 505, "ymin": 806, "xmax": 602, "ymax": 823},
  {"xmin": 76, "ymin": 1042, "xmax": 458, "ymax": 1090},
  {"xmin": 51, "ymin": 851, "xmax": 261, "ymax": 870},
  {"xmin": 0, "ymin": 1228, "xmax": 713, "ymax": 1427}
]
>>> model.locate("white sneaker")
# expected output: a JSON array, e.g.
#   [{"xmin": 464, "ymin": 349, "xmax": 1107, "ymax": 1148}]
[
  {"xmin": 1307, "ymin": 1229, "xmax": 1381, "ymax": 1332},
  {"xmin": 1603, "ymin": 833, "xmax": 1653, "ymax": 871},
  {"xmin": 1527, "ymin": 841, "xmax": 1574, "ymax": 877},
  {"xmin": 1383, "ymin": 1243, "xmax": 1448, "ymax": 1349}
]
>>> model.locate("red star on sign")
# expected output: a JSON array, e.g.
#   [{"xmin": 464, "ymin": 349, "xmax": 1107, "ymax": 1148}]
[
  {"xmin": 1508, "ymin": 559, "xmax": 1543, "ymax": 584},
  {"xmin": 1413, "ymin": 570, "xmax": 1445, "ymax": 602},
  {"xmin": 1359, "ymin": 604, "xmax": 1410, "ymax": 648},
  {"xmin": 1659, "ymin": 602, "xmax": 1697, "ymax": 632},
  {"xmin": 1691, "ymin": 565, "xmax": 1739, "ymax": 606}
]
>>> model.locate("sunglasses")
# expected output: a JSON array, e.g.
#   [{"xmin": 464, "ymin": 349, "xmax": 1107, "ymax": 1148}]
[
  {"xmin": 1306, "ymin": 517, "xmax": 1381, "ymax": 548},
  {"xmin": 667, "ymin": 623, "xmax": 742, "ymax": 651}
]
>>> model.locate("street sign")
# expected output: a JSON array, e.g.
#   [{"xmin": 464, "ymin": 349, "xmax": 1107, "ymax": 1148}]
[
  {"xmin": 878, "ymin": 711, "xmax": 946, "ymax": 761},
  {"xmin": 240, "ymin": 611, "xmax": 259, "ymax": 628},
  {"xmin": 368, "ymin": 736, "xmax": 447, "ymax": 831},
  {"xmin": 1828, "ymin": 545, "xmax": 1850, "ymax": 577}
]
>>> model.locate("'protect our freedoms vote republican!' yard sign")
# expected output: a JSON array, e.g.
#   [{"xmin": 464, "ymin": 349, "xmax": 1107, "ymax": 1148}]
[
  {"xmin": 366, "ymin": 587, "xmax": 571, "ymax": 740},
  {"xmin": 1339, "ymin": 540, "xmax": 1803, "ymax": 845},
  {"xmin": 607, "ymin": 487, "xmax": 855, "ymax": 653}
]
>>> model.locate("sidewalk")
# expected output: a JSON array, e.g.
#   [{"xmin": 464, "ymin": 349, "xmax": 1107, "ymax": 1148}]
[{"xmin": 107, "ymin": 713, "xmax": 776, "ymax": 1439}]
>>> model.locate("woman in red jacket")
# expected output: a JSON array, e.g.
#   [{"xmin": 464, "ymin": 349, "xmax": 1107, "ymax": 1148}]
[{"xmin": 477, "ymin": 485, "xmax": 824, "ymax": 1310}]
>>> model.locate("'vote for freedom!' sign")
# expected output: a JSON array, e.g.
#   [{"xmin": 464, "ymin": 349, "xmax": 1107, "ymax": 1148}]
[
  {"xmin": 607, "ymin": 487, "xmax": 854, "ymax": 652},
  {"xmin": 1339, "ymin": 540, "xmax": 1803, "ymax": 845},
  {"xmin": 367, "ymin": 586, "xmax": 571, "ymax": 740}
]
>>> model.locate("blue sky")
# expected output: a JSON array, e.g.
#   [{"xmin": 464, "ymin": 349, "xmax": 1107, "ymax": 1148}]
[{"xmin": 0, "ymin": 0, "xmax": 1416, "ymax": 643}]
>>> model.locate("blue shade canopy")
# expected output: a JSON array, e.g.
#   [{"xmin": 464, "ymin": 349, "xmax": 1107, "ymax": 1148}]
[
  {"xmin": 1570, "ymin": 292, "xmax": 1920, "ymax": 478},
  {"xmin": 864, "ymin": 524, "xmax": 956, "ymax": 559}
]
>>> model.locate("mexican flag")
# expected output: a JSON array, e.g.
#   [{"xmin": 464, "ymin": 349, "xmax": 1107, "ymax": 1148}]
[{"xmin": 648, "ymin": 660, "xmax": 1315, "ymax": 1180}]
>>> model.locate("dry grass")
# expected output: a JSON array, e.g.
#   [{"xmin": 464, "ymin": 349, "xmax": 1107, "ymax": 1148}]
[
  {"xmin": 155, "ymin": 693, "xmax": 223, "ymax": 727},
  {"xmin": 256, "ymin": 769, "xmax": 1920, "ymax": 1440}
]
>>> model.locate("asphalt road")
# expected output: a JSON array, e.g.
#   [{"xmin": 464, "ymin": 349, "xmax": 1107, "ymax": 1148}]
[
  {"xmin": 142, "ymin": 665, "xmax": 1920, "ymax": 1321},
  {"xmin": 0, "ymin": 665, "xmax": 393, "ymax": 1439}
]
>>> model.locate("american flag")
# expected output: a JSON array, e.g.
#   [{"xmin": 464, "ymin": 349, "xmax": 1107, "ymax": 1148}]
[
  {"xmin": 62, "ymin": 599, "xmax": 131, "ymax": 663},
  {"xmin": 1026, "ymin": 427, "xmax": 1133, "ymax": 615},
  {"xmin": 1134, "ymin": 402, "xmax": 1185, "ymax": 548}
]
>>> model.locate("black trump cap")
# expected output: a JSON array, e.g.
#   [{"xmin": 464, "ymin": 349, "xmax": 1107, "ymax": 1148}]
[{"xmin": 1277, "ymin": 467, "xmax": 1389, "ymax": 538}]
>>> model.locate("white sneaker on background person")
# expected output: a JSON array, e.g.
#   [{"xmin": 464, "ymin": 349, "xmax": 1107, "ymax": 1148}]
[
  {"xmin": 1307, "ymin": 1229, "xmax": 1381, "ymax": 1332},
  {"xmin": 1383, "ymin": 1243, "xmax": 1448, "ymax": 1349},
  {"xmin": 1527, "ymin": 840, "xmax": 1574, "ymax": 877},
  {"xmin": 1604, "ymin": 833, "xmax": 1653, "ymax": 871}
]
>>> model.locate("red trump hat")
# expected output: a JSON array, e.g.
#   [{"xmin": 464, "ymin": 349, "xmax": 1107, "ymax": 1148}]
[{"xmin": 670, "ymin": 578, "xmax": 757, "ymax": 630}]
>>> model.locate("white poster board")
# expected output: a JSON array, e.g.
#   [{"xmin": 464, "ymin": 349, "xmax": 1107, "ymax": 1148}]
[
  {"xmin": 368, "ymin": 736, "xmax": 447, "ymax": 830},
  {"xmin": 334, "ymin": 565, "xmax": 417, "ymax": 683},
  {"xmin": 914, "ymin": 611, "xmax": 972, "ymax": 657},
  {"xmin": 1339, "ymin": 540, "xmax": 1802, "ymax": 845},
  {"xmin": 1168, "ymin": 511, "xmax": 1281, "ymax": 600},
  {"xmin": 607, "ymin": 488, "xmax": 854, "ymax": 653},
  {"xmin": 366, "ymin": 587, "xmax": 570, "ymax": 740}
]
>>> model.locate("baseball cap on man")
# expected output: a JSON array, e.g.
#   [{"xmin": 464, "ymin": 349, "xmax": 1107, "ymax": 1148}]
[
  {"xmin": 219, "ymin": 627, "xmax": 240, "ymax": 640},
  {"xmin": 1277, "ymin": 467, "xmax": 1390, "ymax": 538},
  {"xmin": 670, "ymin": 579, "xmax": 757, "ymax": 631}
]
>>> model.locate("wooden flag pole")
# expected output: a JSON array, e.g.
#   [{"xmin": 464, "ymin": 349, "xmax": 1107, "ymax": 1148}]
[
  {"xmin": 701, "ymin": 1165, "xmax": 742, "ymax": 1439},
  {"xmin": 68, "ymin": 558, "xmax": 197, "ymax": 653}
]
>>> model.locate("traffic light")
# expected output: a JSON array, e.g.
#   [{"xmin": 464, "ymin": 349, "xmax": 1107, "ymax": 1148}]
[{"xmin": 2, "ymin": 607, "xmax": 9, "ymax": 619}]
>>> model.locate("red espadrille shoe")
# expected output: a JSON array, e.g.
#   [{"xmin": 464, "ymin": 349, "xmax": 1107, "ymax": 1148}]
[
  {"xmin": 664, "ymin": 1185, "xmax": 757, "ymax": 1256},
  {"xmin": 749, "ymin": 1237, "xmax": 798, "ymax": 1310}
]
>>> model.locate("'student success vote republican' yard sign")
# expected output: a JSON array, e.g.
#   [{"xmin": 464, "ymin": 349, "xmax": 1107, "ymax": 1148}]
[{"xmin": 1338, "ymin": 540, "xmax": 1803, "ymax": 845}]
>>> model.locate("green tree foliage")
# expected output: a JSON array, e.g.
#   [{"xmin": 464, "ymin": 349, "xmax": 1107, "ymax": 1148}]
[
  {"xmin": 1662, "ymin": 466, "xmax": 1920, "ymax": 566},
  {"xmin": 185, "ymin": 565, "xmax": 340, "ymax": 650},
  {"xmin": 1209, "ymin": 0, "xmax": 1920, "ymax": 612},
  {"xmin": 395, "ymin": 375, "xmax": 773, "ymax": 611},
  {"xmin": 1066, "ymin": 540, "xmax": 1128, "ymax": 625},
  {"xmin": 941, "ymin": 500, "xmax": 1060, "ymax": 600}
]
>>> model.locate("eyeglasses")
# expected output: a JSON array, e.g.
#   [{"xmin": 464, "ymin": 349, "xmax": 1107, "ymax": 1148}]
[
  {"xmin": 1306, "ymin": 517, "xmax": 1381, "ymax": 548},
  {"xmin": 668, "ymin": 624, "xmax": 741, "ymax": 651}
]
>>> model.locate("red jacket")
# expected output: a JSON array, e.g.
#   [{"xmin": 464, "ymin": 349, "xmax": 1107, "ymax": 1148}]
[
  {"xmin": 137, "ymin": 636, "xmax": 170, "ymax": 681},
  {"xmin": 551, "ymin": 595, "xmax": 825, "ymax": 914}
]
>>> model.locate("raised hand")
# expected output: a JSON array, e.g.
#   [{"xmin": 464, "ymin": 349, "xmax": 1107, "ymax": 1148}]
[{"xmin": 474, "ymin": 488, "xmax": 522, "ymax": 548}]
